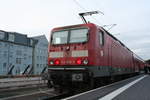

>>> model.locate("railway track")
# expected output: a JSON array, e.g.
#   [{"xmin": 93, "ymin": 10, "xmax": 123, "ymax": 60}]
[
  {"xmin": 0, "ymin": 75, "xmax": 139, "ymax": 100},
  {"xmin": 42, "ymin": 92, "xmax": 71, "ymax": 100},
  {"xmin": 0, "ymin": 87, "xmax": 72, "ymax": 100},
  {"xmin": 1, "ymin": 89, "xmax": 56, "ymax": 100}
]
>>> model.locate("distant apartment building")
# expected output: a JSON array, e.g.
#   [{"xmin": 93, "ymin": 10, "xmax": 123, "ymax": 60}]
[{"xmin": 0, "ymin": 30, "xmax": 48, "ymax": 75}]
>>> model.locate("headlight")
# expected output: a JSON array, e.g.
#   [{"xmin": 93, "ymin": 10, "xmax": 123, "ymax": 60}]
[
  {"xmin": 50, "ymin": 60, "xmax": 54, "ymax": 65},
  {"xmin": 83, "ymin": 59, "xmax": 88, "ymax": 65}
]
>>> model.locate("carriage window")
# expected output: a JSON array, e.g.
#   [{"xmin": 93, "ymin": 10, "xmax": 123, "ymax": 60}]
[
  {"xmin": 52, "ymin": 31, "xmax": 68, "ymax": 44},
  {"xmin": 99, "ymin": 31, "xmax": 104, "ymax": 45},
  {"xmin": 70, "ymin": 28, "xmax": 88, "ymax": 43}
]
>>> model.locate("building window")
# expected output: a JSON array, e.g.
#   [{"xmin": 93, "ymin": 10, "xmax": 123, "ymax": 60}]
[
  {"xmin": 9, "ymin": 52, "xmax": 13, "ymax": 58},
  {"xmin": 10, "ymin": 44, "xmax": 13, "ymax": 48},
  {"xmin": 24, "ymin": 57, "xmax": 27, "ymax": 60},
  {"xmin": 16, "ymin": 50, "xmax": 22, "ymax": 55},
  {"xmin": 4, "ymin": 43, "xmax": 8, "ymax": 47},
  {"xmin": 8, "ymin": 34, "xmax": 15, "ymax": 42},
  {"xmin": 38, "ymin": 49, "xmax": 40, "ymax": 53},
  {"xmin": 16, "ymin": 58, "xmax": 21, "ymax": 64},
  {"xmin": 29, "ymin": 56, "xmax": 31, "ymax": 59},
  {"xmin": 43, "ymin": 64, "xmax": 46, "ymax": 67},
  {"xmin": 3, "ymin": 63, "xmax": 7, "ymax": 68},
  {"xmin": 24, "ymin": 53, "xmax": 27, "ymax": 56},
  {"xmin": 30, "ymin": 39, "xmax": 33, "ymax": 45},
  {"xmin": 3, "ymin": 51, "xmax": 7, "ymax": 57},
  {"xmin": 0, "ymin": 31, "xmax": 5, "ymax": 39},
  {"xmin": 40, "ymin": 64, "xmax": 42, "ymax": 68},
  {"xmin": 37, "ymin": 64, "xmax": 39, "ymax": 68},
  {"xmin": 37, "ymin": 56, "xmax": 39, "ymax": 60},
  {"xmin": 0, "ymin": 43, "xmax": 2, "ymax": 47}
]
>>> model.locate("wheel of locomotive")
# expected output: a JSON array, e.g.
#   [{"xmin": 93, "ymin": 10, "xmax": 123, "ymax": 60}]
[
  {"xmin": 93, "ymin": 78, "xmax": 102, "ymax": 88},
  {"xmin": 53, "ymin": 85, "xmax": 63, "ymax": 93},
  {"xmin": 89, "ymin": 77, "xmax": 100, "ymax": 89}
]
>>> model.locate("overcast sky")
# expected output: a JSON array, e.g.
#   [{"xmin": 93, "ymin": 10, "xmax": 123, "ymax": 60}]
[{"xmin": 0, "ymin": 0, "xmax": 150, "ymax": 60}]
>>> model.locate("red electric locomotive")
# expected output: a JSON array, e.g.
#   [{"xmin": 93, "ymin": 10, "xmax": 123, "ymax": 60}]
[{"xmin": 47, "ymin": 11, "xmax": 145, "ymax": 91}]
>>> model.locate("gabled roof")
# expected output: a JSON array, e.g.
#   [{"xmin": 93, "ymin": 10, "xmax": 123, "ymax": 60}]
[{"xmin": 31, "ymin": 35, "xmax": 48, "ymax": 43}]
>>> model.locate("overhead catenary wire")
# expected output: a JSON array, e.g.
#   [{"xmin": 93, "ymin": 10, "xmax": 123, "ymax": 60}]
[
  {"xmin": 73, "ymin": 0, "xmax": 87, "ymax": 11},
  {"xmin": 102, "ymin": 24, "xmax": 117, "ymax": 31},
  {"xmin": 72, "ymin": 0, "xmax": 119, "ymax": 32}
]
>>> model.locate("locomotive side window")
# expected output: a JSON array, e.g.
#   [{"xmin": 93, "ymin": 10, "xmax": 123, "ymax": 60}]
[
  {"xmin": 52, "ymin": 31, "xmax": 68, "ymax": 44},
  {"xmin": 99, "ymin": 31, "xmax": 104, "ymax": 46},
  {"xmin": 70, "ymin": 28, "xmax": 88, "ymax": 43}
]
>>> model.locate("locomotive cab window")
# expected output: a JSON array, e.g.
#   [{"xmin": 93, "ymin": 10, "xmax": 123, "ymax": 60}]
[
  {"xmin": 99, "ymin": 31, "xmax": 104, "ymax": 46},
  {"xmin": 70, "ymin": 28, "xmax": 88, "ymax": 43},
  {"xmin": 51, "ymin": 28, "xmax": 88, "ymax": 45},
  {"xmin": 52, "ymin": 31, "xmax": 68, "ymax": 44}
]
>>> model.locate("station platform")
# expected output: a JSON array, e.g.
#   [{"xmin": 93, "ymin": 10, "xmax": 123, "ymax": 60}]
[
  {"xmin": 0, "ymin": 77, "xmax": 46, "ymax": 89},
  {"xmin": 63, "ymin": 74, "xmax": 150, "ymax": 100}
]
